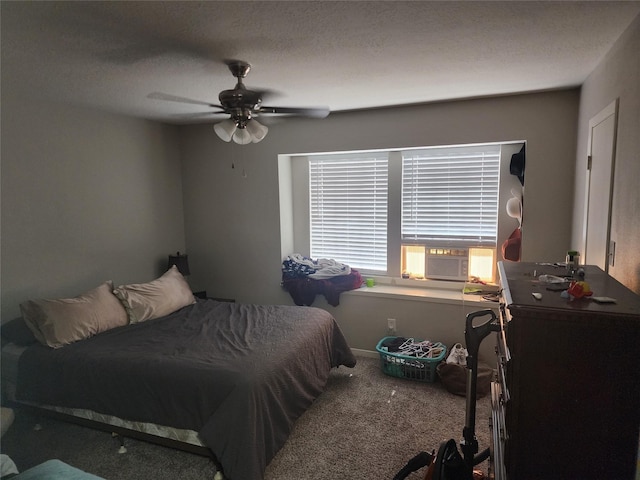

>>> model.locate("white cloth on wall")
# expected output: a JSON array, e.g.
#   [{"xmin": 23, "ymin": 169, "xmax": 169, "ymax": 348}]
[{"xmin": 506, "ymin": 188, "xmax": 523, "ymax": 227}]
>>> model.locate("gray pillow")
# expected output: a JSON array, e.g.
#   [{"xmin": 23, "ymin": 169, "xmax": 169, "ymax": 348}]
[{"xmin": 0, "ymin": 317, "xmax": 38, "ymax": 346}]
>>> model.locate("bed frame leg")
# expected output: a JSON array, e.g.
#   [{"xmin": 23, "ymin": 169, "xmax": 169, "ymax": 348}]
[{"xmin": 111, "ymin": 432, "xmax": 127, "ymax": 453}]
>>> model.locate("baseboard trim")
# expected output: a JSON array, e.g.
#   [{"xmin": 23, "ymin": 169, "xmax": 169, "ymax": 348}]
[{"xmin": 351, "ymin": 348, "xmax": 378, "ymax": 359}]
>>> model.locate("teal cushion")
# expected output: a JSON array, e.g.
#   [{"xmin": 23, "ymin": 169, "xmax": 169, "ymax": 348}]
[{"xmin": 14, "ymin": 460, "xmax": 103, "ymax": 480}]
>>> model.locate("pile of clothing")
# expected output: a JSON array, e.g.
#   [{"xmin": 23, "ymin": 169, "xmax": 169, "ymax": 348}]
[{"xmin": 281, "ymin": 254, "xmax": 362, "ymax": 306}]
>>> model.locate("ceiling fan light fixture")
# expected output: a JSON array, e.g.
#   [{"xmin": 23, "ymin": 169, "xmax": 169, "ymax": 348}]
[
  {"xmin": 232, "ymin": 127, "xmax": 252, "ymax": 145},
  {"xmin": 214, "ymin": 119, "xmax": 237, "ymax": 142},
  {"xmin": 246, "ymin": 119, "xmax": 268, "ymax": 143},
  {"xmin": 153, "ymin": 60, "xmax": 328, "ymax": 146}
]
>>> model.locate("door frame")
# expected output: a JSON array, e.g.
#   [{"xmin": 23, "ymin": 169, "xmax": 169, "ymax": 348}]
[{"xmin": 582, "ymin": 98, "xmax": 618, "ymax": 271}]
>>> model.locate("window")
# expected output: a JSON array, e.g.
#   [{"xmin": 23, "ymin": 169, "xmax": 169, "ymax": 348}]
[
  {"xmin": 305, "ymin": 143, "xmax": 506, "ymax": 279},
  {"xmin": 309, "ymin": 153, "xmax": 388, "ymax": 271},
  {"xmin": 400, "ymin": 145, "xmax": 500, "ymax": 281},
  {"xmin": 402, "ymin": 145, "xmax": 500, "ymax": 247}
]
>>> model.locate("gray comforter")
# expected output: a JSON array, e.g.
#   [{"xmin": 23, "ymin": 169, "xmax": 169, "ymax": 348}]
[{"xmin": 16, "ymin": 299, "xmax": 356, "ymax": 480}]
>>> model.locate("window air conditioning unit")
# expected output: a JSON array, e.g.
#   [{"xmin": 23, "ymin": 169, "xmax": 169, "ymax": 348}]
[{"xmin": 425, "ymin": 248, "xmax": 469, "ymax": 281}]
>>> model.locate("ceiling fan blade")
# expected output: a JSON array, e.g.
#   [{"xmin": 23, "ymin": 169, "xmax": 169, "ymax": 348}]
[
  {"xmin": 259, "ymin": 106, "xmax": 330, "ymax": 118},
  {"xmin": 148, "ymin": 92, "xmax": 224, "ymax": 109},
  {"xmin": 171, "ymin": 111, "xmax": 227, "ymax": 119}
]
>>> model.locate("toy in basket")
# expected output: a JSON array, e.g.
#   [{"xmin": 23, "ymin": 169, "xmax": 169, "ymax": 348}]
[{"xmin": 376, "ymin": 336, "xmax": 447, "ymax": 383}]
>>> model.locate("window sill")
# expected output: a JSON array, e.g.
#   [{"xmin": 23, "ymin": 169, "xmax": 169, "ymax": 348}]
[{"xmin": 343, "ymin": 277, "xmax": 499, "ymax": 306}]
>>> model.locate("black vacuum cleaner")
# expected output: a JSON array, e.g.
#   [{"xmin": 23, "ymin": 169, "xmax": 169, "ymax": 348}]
[{"xmin": 393, "ymin": 309, "xmax": 500, "ymax": 480}]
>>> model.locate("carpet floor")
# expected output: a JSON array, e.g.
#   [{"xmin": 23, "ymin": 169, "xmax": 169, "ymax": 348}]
[{"xmin": 0, "ymin": 355, "xmax": 492, "ymax": 480}]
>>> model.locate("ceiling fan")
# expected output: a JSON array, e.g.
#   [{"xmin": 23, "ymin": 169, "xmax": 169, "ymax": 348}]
[{"xmin": 148, "ymin": 60, "xmax": 330, "ymax": 144}]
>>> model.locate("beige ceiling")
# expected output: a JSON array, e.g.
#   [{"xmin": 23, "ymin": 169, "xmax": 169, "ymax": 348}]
[{"xmin": 2, "ymin": 1, "xmax": 639, "ymax": 124}]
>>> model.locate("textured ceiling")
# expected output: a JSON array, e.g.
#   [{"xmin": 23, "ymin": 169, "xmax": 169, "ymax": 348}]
[{"xmin": 2, "ymin": 1, "xmax": 639, "ymax": 124}]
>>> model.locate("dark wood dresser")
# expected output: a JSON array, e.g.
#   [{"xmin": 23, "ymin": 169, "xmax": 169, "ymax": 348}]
[{"xmin": 491, "ymin": 261, "xmax": 640, "ymax": 480}]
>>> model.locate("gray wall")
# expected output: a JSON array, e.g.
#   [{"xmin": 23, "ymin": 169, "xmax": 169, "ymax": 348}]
[
  {"xmin": 180, "ymin": 90, "xmax": 579, "ymax": 360},
  {"xmin": 1, "ymin": 95, "xmax": 187, "ymax": 320},
  {"xmin": 182, "ymin": 91, "xmax": 580, "ymax": 302},
  {"xmin": 1, "ymin": 15, "xmax": 636, "ymax": 361},
  {"xmin": 572, "ymin": 14, "xmax": 640, "ymax": 294}
]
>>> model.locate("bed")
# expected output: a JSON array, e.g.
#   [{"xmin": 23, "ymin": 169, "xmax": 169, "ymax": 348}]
[{"xmin": 0, "ymin": 268, "xmax": 357, "ymax": 480}]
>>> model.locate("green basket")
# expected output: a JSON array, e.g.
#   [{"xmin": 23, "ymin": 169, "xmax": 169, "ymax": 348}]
[{"xmin": 375, "ymin": 336, "xmax": 447, "ymax": 383}]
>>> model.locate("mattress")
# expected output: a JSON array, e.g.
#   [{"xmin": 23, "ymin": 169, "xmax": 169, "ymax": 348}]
[
  {"xmin": 1, "ymin": 342, "xmax": 204, "ymax": 448},
  {"xmin": 4, "ymin": 300, "xmax": 356, "ymax": 480}
]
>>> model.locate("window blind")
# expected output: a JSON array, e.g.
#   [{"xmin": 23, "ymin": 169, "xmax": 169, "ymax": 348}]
[
  {"xmin": 401, "ymin": 145, "xmax": 500, "ymax": 246},
  {"xmin": 309, "ymin": 153, "xmax": 388, "ymax": 272}
]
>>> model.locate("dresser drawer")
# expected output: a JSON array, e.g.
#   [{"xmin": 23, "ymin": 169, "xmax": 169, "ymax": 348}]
[
  {"xmin": 489, "ymin": 381, "xmax": 507, "ymax": 480},
  {"xmin": 495, "ymin": 302, "xmax": 511, "ymax": 403}
]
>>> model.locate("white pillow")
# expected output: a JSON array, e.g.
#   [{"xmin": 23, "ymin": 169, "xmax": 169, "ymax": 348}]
[
  {"xmin": 20, "ymin": 281, "xmax": 128, "ymax": 349},
  {"xmin": 113, "ymin": 266, "xmax": 196, "ymax": 323}
]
